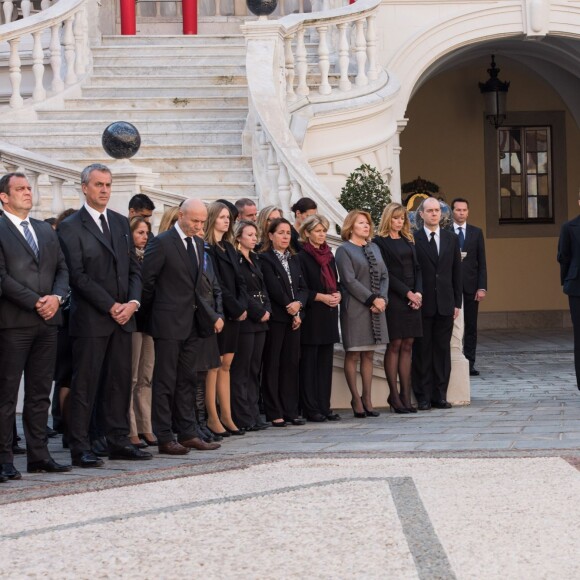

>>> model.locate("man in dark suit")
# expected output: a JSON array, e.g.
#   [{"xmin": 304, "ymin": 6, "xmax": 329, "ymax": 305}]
[
  {"xmin": 141, "ymin": 198, "xmax": 221, "ymax": 454},
  {"xmin": 558, "ymin": 206, "xmax": 580, "ymax": 389},
  {"xmin": 451, "ymin": 198, "xmax": 487, "ymax": 376},
  {"xmin": 0, "ymin": 172, "xmax": 71, "ymax": 480},
  {"xmin": 412, "ymin": 197, "xmax": 463, "ymax": 410},
  {"xmin": 58, "ymin": 164, "xmax": 152, "ymax": 467}
]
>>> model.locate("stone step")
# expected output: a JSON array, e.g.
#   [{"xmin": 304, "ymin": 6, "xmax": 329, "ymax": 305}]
[
  {"xmin": 36, "ymin": 107, "xmax": 249, "ymax": 121},
  {"xmin": 80, "ymin": 86, "xmax": 248, "ymax": 98},
  {"xmin": 29, "ymin": 143, "xmax": 244, "ymax": 158},
  {"xmin": 4, "ymin": 118, "xmax": 247, "ymax": 132},
  {"xmin": 94, "ymin": 44, "xmax": 246, "ymax": 56},
  {"xmin": 111, "ymin": 156, "xmax": 253, "ymax": 172},
  {"xmin": 101, "ymin": 34, "xmax": 246, "ymax": 46},
  {"xmin": 2, "ymin": 130, "xmax": 243, "ymax": 147},
  {"xmin": 92, "ymin": 54, "xmax": 246, "ymax": 67},
  {"xmin": 92, "ymin": 64, "xmax": 246, "ymax": 77},
  {"xmin": 151, "ymin": 182, "xmax": 255, "ymax": 196},
  {"xmin": 87, "ymin": 74, "xmax": 248, "ymax": 87},
  {"xmin": 147, "ymin": 168, "xmax": 254, "ymax": 185},
  {"xmin": 41, "ymin": 96, "xmax": 249, "ymax": 109}
]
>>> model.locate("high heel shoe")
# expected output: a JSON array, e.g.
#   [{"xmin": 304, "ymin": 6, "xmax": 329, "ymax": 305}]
[
  {"xmin": 362, "ymin": 403, "xmax": 380, "ymax": 417},
  {"xmin": 399, "ymin": 398, "xmax": 418, "ymax": 413},
  {"xmin": 350, "ymin": 400, "xmax": 366, "ymax": 418},
  {"xmin": 387, "ymin": 396, "xmax": 411, "ymax": 414}
]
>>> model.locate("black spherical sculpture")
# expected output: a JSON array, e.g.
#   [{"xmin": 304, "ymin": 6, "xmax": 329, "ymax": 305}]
[
  {"xmin": 246, "ymin": 0, "xmax": 277, "ymax": 17},
  {"xmin": 101, "ymin": 121, "xmax": 141, "ymax": 160}
]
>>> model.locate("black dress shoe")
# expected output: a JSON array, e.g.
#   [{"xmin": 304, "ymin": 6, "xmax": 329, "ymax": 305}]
[
  {"xmin": 271, "ymin": 420, "xmax": 287, "ymax": 427},
  {"xmin": 12, "ymin": 443, "xmax": 26, "ymax": 455},
  {"xmin": 307, "ymin": 413, "xmax": 327, "ymax": 423},
  {"xmin": 109, "ymin": 445, "xmax": 153, "ymax": 461},
  {"xmin": 208, "ymin": 427, "xmax": 230, "ymax": 438},
  {"xmin": 326, "ymin": 413, "xmax": 341, "ymax": 421},
  {"xmin": 200, "ymin": 426, "xmax": 223, "ymax": 442},
  {"xmin": 131, "ymin": 440, "xmax": 148, "ymax": 449},
  {"xmin": 286, "ymin": 417, "xmax": 306, "ymax": 426},
  {"xmin": 432, "ymin": 400, "xmax": 452, "ymax": 409},
  {"xmin": 225, "ymin": 427, "xmax": 245, "ymax": 436},
  {"xmin": 0, "ymin": 463, "xmax": 22, "ymax": 480},
  {"xmin": 46, "ymin": 426, "xmax": 59, "ymax": 438},
  {"xmin": 0, "ymin": 474, "xmax": 7, "ymax": 483},
  {"xmin": 72, "ymin": 451, "xmax": 104, "ymax": 468},
  {"xmin": 417, "ymin": 401, "xmax": 432, "ymax": 411},
  {"xmin": 469, "ymin": 368, "xmax": 480, "ymax": 376},
  {"xmin": 362, "ymin": 404, "xmax": 380, "ymax": 417},
  {"xmin": 91, "ymin": 436, "xmax": 109, "ymax": 457},
  {"xmin": 27, "ymin": 458, "xmax": 72, "ymax": 473}
]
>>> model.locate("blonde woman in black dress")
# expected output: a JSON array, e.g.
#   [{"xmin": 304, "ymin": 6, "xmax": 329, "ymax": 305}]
[{"xmin": 373, "ymin": 203, "xmax": 423, "ymax": 413}]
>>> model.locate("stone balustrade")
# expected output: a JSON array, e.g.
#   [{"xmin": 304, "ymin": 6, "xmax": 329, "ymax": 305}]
[
  {"xmin": 241, "ymin": 0, "xmax": 382, "ymax": 227},
  {"xmin": 1, "ymin": 0, "xmax": 53, "ymax": 25},
  {"xmin": 0, "ymin": 0, "xmax": 89, "ymax": 109}
]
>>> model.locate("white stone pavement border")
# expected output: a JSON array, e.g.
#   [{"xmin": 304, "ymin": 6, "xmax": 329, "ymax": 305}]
[{"xmin": 1, "ymin": 457, "xmax": 579, "ymax": 579}]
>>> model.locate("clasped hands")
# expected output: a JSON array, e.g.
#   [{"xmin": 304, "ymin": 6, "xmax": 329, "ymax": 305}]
[
  {"xmin": 370, "ymin": 297, "xmax": 386, "ymax": 314},
  {"xmin": 35, "ymin": 295, "xmax": 60, "ymax": 321},
  {"xmin": 407, "ymin": 291, "xmax": 422, "ymax": 310},
  {"xmin": 319, "ymin": 292, "xmax": 341, "ymax": 308},
  {"xmin": 286, "ymin": 300, "xmax": 302, "ymax": 330},
  {"xmin": 109, "ymin": 301, "xmax": 138, "ymax": 326}
]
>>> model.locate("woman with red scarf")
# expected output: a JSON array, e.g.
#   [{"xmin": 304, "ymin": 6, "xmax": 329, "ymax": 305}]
[{"xmin": 298, "ymin": 215, "xmax": 342, "ymax": 422}]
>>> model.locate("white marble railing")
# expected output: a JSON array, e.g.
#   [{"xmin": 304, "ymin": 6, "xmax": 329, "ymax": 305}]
[
  {"xmin": 0, "ymin": 141, "xmax": 81, "ymax": 216},
  {"xmin": 241, "ymin": 0, "xmax": 382, "ymax": 229},
  {"xmin": 0, "ymin": 0, "xmax": 89, "ymax": 109},
  {"xmin": 1, "ymin": 0, "xmax": 54, "ymax": 25}
]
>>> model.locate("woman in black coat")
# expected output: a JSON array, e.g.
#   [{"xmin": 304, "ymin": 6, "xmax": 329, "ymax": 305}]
[
  {"xmin": 204, "ymin": 202, "xmax": 248, "ymax": 436},
  {"xmin": 260, "ymin": 218, "xmax": 309, "ymax": 426},
  {"xmin": 298, "ymin": 215, "xmax": 341, "ymax": 422},
  {"xmin": 373, "ymin": 202, "xmax": 423, "ymax": 413},
  {"xmin": 230, "ymin": 220, "xmax": 272, "ymax": 431}
]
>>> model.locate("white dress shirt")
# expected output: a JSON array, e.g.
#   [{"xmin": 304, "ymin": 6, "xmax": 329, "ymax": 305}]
[
  {"xmin": 3, "ymin": 209, "xmax": 39, "ymax": 246},
  {"xmin": 424, "ymin": 226, "xmax": 440, "ymax": 254},
  {"xmin": 453, "ymin": 221, "xmax": 467, "ymax": 241},
  {"xmin": 174, "ymin": 222, "xmax": 199, "ymax": 263},
  {"xmin": 84, "ymin": 202, "xmax": 109, "ymax": 232}
]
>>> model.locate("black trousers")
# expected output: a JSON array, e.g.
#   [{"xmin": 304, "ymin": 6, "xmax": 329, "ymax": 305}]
[
  {"xmin": 152, "ymin": 334, "xmax": 200, "ymax": 444},
  {"xmin": 463, "ymin": 293, "xmax": 479, "ymax": 368},
  {"xmin": 299, "ymin": 343, "xmax": 334, "ymax": 418},
  {"xmin": 412, "ymin": 313, "xmax": 454, "ymax": 404},
  {"xmin": 231, "ymin": 330, "xmax": 266, "ymax": 428},
  {"xmin": 261, "ymin": 321, "xmax": 300, "ymax": 421},
  {"xmin": 569, "ymin": 296, "xmax": 580, "ymax": 389},
  {"xmin": 68, "ymin": 327, "xmax": 132, "ymax": 455},
  {"xmin": 0, "ymin": 324, "xmax": 56, "ymax": 464}
]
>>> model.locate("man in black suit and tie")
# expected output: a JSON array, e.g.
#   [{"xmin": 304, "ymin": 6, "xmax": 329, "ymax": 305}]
[
  {"xmin": 141, "ymin": 198, "xmax": 221, "ymax": 454},
  {"xmin": 451, "ymin": 198, "xmax": 487, "ymax": 376},
  {"xmin": 58, "ymin": 164, "xmax": 152, "ymax": 467},
  {"xmin": 0, "ymin": 172, "xmax": 71, "ymax": 480},
  {"xmin": 558, "ymin": 205, "xmax": 580, "ymax": 390},
  {"xmin": 412, "ymin": 197, "xmax": 462, "ymax": 410}
]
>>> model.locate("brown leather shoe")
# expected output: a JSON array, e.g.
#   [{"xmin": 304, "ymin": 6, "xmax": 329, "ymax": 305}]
[
  {"xmin": 179, "ymin": 437, "xmax": 221, "ymax": 451},
  {"xmin": 158, "ymin": 441, "xmax": 190, "ymax": 455}
]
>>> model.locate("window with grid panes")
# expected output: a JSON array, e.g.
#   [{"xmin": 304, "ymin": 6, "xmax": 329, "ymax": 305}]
[{"xmin": 498, "ymin": 126, "xmax": 553, "ymax": 222}]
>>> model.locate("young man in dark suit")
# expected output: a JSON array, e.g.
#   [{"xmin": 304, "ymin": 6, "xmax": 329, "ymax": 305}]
[
  {"xmin": 412, "ymin": 197, "xmax": 463, "ymax": 410},
  {"xmin": 141, "ymin": 198, "xmax": 222, "ymax": 454},
  {"xmin": 451, "ymin": 198, "xmax": 487, "ymax": 376},
  {"xmin": 58, "ymin": 164, "xmax": 152, "ymax": 467},
  {"xmin": 0, "ymin": 173, "xmax": 71, "ymax": 480},
  {"xmin": 558, "ymin": 202, "xmax": 580, "ymax": 390}
]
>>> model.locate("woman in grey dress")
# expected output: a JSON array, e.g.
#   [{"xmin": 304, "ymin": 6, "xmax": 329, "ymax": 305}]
[{"xmin": 335, "ymin": 210, "xmax": 389, "ymax": 418}]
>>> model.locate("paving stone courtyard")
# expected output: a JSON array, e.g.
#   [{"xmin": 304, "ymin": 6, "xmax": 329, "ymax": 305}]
[{"xmin": 2, "ymin": 328, "xmax": 579, "ymax": 579}]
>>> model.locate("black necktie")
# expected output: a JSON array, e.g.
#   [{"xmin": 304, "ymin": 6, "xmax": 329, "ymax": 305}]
[
  {"xmin": 429, "ymin": 231, "xmax": 438, "ymax": 255},
  {"xmin": 185, "ymin": 236, "xmax": 199, "ymax": 278},
  {"xmin": 457, "ymin": 227, "xmax": 465, "ymax": 251},
  {"xmin": 99, "ymin": 214, "xmax": 112, "ymax": 245}
]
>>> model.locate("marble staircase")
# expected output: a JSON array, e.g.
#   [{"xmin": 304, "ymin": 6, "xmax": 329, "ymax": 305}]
[{"xmin": 0, "ymin": 34, "xmax": 255, "ymax": 202}]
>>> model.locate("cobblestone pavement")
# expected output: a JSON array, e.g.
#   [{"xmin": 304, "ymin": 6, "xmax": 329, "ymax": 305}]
[{"xmin": 4, "ymin": 328, "xmax": 579, "ymax": 503}]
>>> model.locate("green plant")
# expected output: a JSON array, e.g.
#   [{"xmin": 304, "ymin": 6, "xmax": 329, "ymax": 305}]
[{"xmin": 339, "ymin": 164, "xmax": 391, "ymax": 229}]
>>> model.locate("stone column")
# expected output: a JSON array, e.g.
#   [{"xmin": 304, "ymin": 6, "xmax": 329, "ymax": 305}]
[{"xmin": 107, "ymin": 160, "xmax": 159, "ymax": 214}]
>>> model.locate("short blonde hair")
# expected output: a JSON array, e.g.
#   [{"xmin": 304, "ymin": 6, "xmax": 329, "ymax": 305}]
[
  {"xmin": 340, "ymin": 210, "xmax": 373, "ymax": 242},
  {"xmin": 377, "ymin": 202, "xmax": 414, "ymax": 243},
  {"xmin": 299, "ymin": 214, "xmax": 329, "ymax": 242}
]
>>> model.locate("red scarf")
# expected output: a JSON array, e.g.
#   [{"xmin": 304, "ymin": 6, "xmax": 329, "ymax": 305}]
[{"xmin": 302, "ymin": 242, "xmax": 337, "ymax": 293}]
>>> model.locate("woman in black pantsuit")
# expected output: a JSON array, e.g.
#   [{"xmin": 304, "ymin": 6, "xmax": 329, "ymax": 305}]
[
  {"xmin": 204, "ymin": 202, "xmax": 248, "ymax": 436},
  {"xmin": 230, "ymin": 220, "xmax": 272, "ymax": 431},
  {"xmin": 373, "ymin": 202, "xmax": 423, "ymax": 413},
  {"xmin": 260, "ymin": 218, "xmax": 309, "ymax": 427},
  {"xmin": 298, "ymin": 215, "xmax": 341, "ymax": 422}
]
